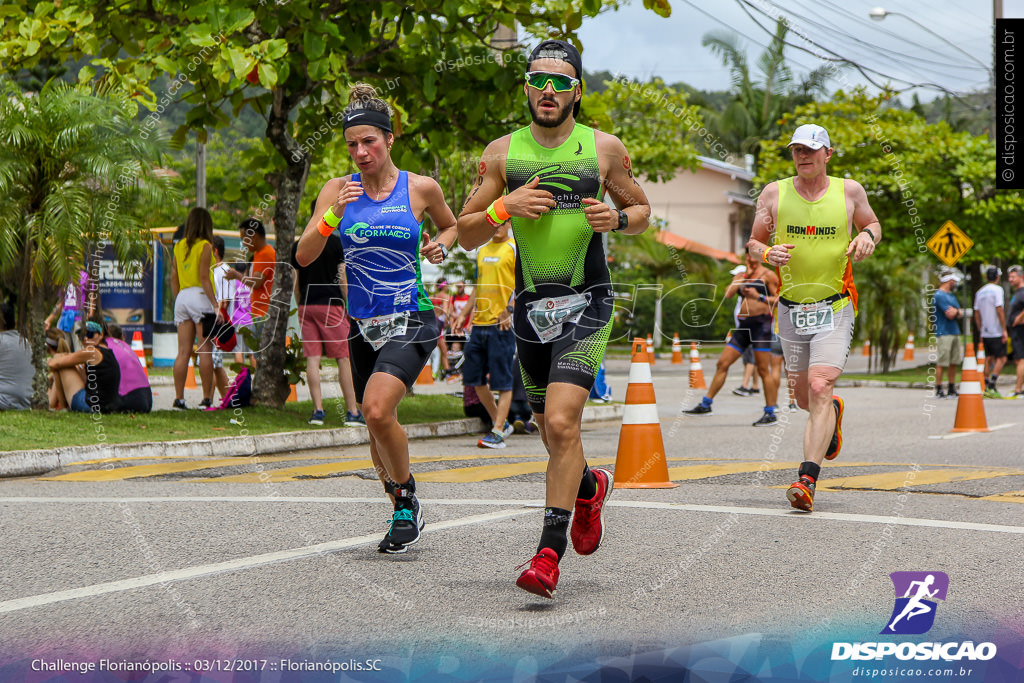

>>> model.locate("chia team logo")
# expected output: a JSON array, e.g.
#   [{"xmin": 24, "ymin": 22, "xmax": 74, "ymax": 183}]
[{"xmin": 882, "ymin": 571, "xmax": 949, "ymax": 635}]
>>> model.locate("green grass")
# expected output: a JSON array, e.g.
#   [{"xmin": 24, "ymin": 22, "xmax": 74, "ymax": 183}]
[
  {"xmin": 0, "ymin": 394, "xmax": 463, "ymax": 453},
  {"xmin": 843, "ymin": 362, "xmax": 1019, "ymax": 385}
]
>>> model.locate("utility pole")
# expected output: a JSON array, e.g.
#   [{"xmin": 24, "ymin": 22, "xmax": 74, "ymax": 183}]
[{"xmin": 196, "ymin": 135, "xmax": 207, "ymax": 208}]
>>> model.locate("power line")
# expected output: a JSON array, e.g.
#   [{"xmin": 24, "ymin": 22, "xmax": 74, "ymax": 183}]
[
  {"xmin": 734, "ymin": 0, "xmax": 983, "ymax": 101},
  {"xmin": 784, "ymin": 0, "xmax": 987, "ymax": 75}
]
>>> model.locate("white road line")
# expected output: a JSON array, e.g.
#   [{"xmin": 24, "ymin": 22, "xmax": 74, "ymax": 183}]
[
  {"xmin": 0, "ymin": 508, "xmax": 531, "ymax": 616},
  {"xmin": 928, "ymin": 422, "xmax": 1017, "ymax": 439},
  {"xmin": 1, "ymin": 497, "xmax": 1022, "ymax": 535}
]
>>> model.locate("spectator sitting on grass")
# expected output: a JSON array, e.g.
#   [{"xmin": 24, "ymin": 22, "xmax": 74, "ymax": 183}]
[
  {"xmin": 47, "ymin": 319, "xmax": 132, "ymax": 414},
  {"xmin": 104, "ymin": 323, "xmax": 154, "ymax": 413},
  {"xmin": 0, "ymin": 302, "xmax": 33, "ymax": 411}
]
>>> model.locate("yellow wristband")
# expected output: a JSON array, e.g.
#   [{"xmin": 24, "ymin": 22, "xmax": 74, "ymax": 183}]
[
  {"xmin": 486, "ymin": 197, "xmax": 511, "ymax": 224},
  {"xmin": 323, "ymin": 206, "xmax": 342, "ymax": 228},
  {"xmin": 317, "ymin": 218, "xmax": 335, "ymax": 237}
]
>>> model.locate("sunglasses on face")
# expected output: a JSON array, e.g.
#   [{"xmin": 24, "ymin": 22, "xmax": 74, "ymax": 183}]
[{"xmin": 525, "ymin": 71, "xmax": 579, "ymax": 93}]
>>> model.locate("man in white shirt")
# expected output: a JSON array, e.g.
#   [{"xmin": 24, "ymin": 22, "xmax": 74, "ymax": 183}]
[{"xmin": 974, "ymin": 266, "xmax": 1007, "ymax": 396}]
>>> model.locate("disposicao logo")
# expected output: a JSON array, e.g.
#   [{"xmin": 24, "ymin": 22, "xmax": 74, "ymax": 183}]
[
  {"xmin": 882, "ymin": 571, "xmax": 948, "ymax": 635},
  {"xmin": 831, "ymin": 571, "xmax": 997, "ymax": 663}
]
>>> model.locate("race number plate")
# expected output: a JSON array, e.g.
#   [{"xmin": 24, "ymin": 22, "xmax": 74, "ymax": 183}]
[
  {"xmin": 526, "ymin": 293, "xmax": 591, "ymax": 343},
  {"xmin": 357, "ymin": 312, "xmax": 409, "ymax": 350},
  {"xmin": 789, "ymin": 300, "xmax": 835, "ymax": 336}
]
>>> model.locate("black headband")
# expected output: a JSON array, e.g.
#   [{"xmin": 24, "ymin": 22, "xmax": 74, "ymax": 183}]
[{"xmin": 342, "ymin": 109, "xmax": 392, "ymax": 133}]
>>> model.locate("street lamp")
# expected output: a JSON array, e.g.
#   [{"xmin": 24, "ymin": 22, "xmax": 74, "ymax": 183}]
[{"xmin": 869, "ymin": 7, "xmax": 993, "ymax": 80}]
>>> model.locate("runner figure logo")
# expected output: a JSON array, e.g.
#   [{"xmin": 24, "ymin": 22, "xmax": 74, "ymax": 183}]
[{"xmin": 881, "ymin": 571, "xmax": 949, "ymax": 635}]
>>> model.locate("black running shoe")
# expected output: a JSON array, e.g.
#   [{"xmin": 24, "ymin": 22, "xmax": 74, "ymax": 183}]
[
  {"xmin": 752, "ymin": 412, "xmax": 778, "ymax": 427},
  {"xmin": 378, "ymin": 496, "xmax": 424, "ymax": 554},
  {"xmin": 198, "ymin": 397, "xmax": 212, "ymax": 410},
  {"xmin": 935, "ymin": 388, "xmax": 946, "ymax": 399},
  {"xmin": 684, "ymin": 403, "xmax": 712, "ymax": 415},
  {"xmin": 172, "ymin": 398, "xmax": 187, "ymax": 410},
  {"xmin": 732, "ymin": 387, "xmax": 752, "ymax": 397}
]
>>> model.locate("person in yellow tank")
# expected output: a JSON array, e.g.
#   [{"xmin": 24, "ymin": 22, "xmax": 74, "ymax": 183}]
[
  {"xmin": 170, "ymin": 207, "xmax": 224, "ymax": 410},
  {"xmin": 747, "ymin": 124, "xmax": 881, "ymax": 512},
  {"xmin": 452, "ymin": 223, "xmax": 518, "ymax": 448}
]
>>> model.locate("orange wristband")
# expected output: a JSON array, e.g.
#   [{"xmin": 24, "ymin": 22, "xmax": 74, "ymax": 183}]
[
  {"xmin": 317, "ymin": 218, "xmax": 335, "ymax": 237},
  {"xmin": 488, "ymin": 197, "xmax": 511, "ymax": 222}
]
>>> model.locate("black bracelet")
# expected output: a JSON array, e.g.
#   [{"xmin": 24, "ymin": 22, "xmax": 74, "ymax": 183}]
[
  {"xmin": 862, "ymin": 227, "xmax": 876, "ymax": 243},
  {"xmin": 612, "ymin": 210, "xmax": 629, "ymax": 232}
]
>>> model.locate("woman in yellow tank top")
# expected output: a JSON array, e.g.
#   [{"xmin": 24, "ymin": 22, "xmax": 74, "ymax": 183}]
[{"xmin": 171, "ymin": 207, "xmax": 223, "ymax": 409}]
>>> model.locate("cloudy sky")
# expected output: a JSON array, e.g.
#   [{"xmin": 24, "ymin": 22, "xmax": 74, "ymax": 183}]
[{"xmin": 572, "ymin": 0, "xmax": 1020, "ymax": 100}]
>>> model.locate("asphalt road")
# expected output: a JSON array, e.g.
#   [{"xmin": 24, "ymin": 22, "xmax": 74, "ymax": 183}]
[{"xmin": 2, "ymin": 358, "xmax": 1022, "ymax": 681}]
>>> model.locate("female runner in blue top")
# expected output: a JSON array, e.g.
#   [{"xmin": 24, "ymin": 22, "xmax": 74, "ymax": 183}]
[{"xmin": 297, "ymin": 84, "xmax": 458, "ymax": 554}]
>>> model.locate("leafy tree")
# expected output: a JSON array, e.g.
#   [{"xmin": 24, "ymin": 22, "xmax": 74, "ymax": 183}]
[
  {"xmin": 854, "ymin": 252, "xmax": 930, "ymax": 373},
  {"xmin": 0, "ymin": 79, "xmax": 177, "ymax": 407},
  {"xmin": 1, "ymin": 0, "xmax": 681, "ymax": 407}
]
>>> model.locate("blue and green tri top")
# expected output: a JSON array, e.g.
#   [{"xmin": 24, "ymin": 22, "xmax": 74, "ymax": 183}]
[{"xmin": 337, "ymin": 170, "xmax": 433, "ymax": 319}]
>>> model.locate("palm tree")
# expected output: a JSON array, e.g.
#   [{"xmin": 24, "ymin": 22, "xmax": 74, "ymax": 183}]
[
  {"xmin": 0, "ymin": 79, "xmax": 178, "ymax": 407},
  {"xmin": 613, "ymin": 224, "xmax": 716, "ymax": 347},
  {"xmin": 701, "ymin": 18, "xmax": 831, "ymax": 166}
]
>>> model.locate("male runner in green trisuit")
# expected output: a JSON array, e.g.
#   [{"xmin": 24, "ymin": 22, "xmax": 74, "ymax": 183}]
[{"xmin": 458, "ymin": 40, "xmax": 651, "ymax": 598}]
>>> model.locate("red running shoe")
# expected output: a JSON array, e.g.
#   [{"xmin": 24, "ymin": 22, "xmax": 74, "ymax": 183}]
[
  {"xmin": 515, "ymin": 547, "xmax": 559, "ymax": 598},
  {"xmin": 570, "ymin": 468, "xmax": 614, "ymax": 555},
  {"xmin": 825, "ymin": 395, "xmax": 844, "ymax": 460},
  {"xmin": 786, "ymin": 475, "xmax": 816, "ymax": 512}
]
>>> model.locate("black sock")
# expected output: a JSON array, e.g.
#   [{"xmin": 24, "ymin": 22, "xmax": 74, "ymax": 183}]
[
  {"xmin": 576, "ymin": 464, "xmax": 598, "ymax": 500},
  {"xmin": 798, "ymin": 461, "xmax": 821, "ymax": 482},
  {"xmin": 538, "ymin": 507, "xmax": 571, "ymax": 560},
  {"xmin": 391, "ymin": 475, "xmax": 416, "ymax": 510},
  {"xmin": 948, "ymin": 382, "xmax": 956, "ymax": 393}
]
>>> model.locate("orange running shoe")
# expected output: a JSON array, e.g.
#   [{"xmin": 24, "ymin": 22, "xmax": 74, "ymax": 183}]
[
  {"xmin": 786, "ymin": 475, "xmax": 816, "ymax": 512},
  {"xmin": 825, "ymin": 396, "xmax": 844, "ymax": 460}
]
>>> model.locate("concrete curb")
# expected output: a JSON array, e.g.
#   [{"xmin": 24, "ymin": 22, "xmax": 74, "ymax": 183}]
[
  {"xmin": 0, "ymin": 404, "xmax": 625, "ymax": 479},
  {"xmin": 835, "ymin": 379, "xmax": 929, "ymax": 389}
]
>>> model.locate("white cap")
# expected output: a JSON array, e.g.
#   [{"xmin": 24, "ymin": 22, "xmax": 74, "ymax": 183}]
[
  {"xmin": 788, "ymin": 124, "xmax": 831, "ymax": 150},
  {"xmin": 939, "ymin": 267, "xmax": 963, "ymax": 284},
  {"xmin": 729, "ymin": 265, "xmax": 747, "ymax": 275}
]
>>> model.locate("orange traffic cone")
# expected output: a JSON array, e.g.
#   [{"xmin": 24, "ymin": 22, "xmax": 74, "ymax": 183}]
[
  {"xmin": 688, "ymin": 342, "xmax": 707, "ymax": 389},
  {"xmin": 903, "ymin": 334, "xmax": 915, "ymax": 361},
  {"xmin": 131, "ymin": 330, "xmax": 148, "ymax": 377},
  {"xmin": 671, "ymin": 333, "xmax": 684, "ymax": 365},
  {"xmin": 952, "ymin": 342, "xmax": 988, "ymax": 432},
  {"xmin": 976, "ymin": 344, "xmax": 986, "ymax": 369},
  {"xmin": 614, "ymin": 338, "xmax": 678, "ymax": 489},
  {"xmin": 647, "ymin": 333, "xmax": 655, "ymax": 365},
  {"xmin": 862, "ymin": 339, "xmax": 871, "ymax": 357},
  {"xmin": 185, "ymin": 354, "xmax": 198, "ymax": 389},
  {"xmin": 415, "ymin": 362, "xmax": 434, "ymax": 385}
]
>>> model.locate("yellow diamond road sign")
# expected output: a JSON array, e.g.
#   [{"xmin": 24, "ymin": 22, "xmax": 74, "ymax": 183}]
[{"xmin": 926, "ymin": 221, "xmax": 973, "ymax": 266}]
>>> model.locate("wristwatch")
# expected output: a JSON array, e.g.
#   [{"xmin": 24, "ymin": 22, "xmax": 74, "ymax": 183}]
[
  {"xmin": 439, "ymin": 244, "xmax": 449, "ymax": 260},
  {"xmin": 612, "ymin": 210, "xmax": 629, "ymax": 232}
]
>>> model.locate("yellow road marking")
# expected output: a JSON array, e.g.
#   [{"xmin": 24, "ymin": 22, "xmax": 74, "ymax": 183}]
[
  {"xmin": 666, "ymin": 461, "xmax": 888, "ymax": 481},
  {"xmin": 816, "ymin": 468, "xmax": 1024, "ymax": 491},
  {"xmin": 41, "ymin": 454, "xmax": 372, "ymax": 482},
  {"xmin": 416, "ymin": 458, "xmax": 617, "ymax": 483},
  {"xmin": 191, "ymin": 453, "xmax": 551, "ymax": 483},
  {"xmin": 978, "ymin": 490, "xmax": 1024, "ymax": 503}
]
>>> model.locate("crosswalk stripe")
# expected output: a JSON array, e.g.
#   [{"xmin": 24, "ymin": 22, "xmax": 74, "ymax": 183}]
[{"xmin": 816, "ymin": 468, "xmax": 1024, "ymax": 491}]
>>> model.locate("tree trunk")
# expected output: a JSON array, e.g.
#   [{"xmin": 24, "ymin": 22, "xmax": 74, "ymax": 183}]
[
  {"xmin": 29, "ymin": 283, "xmax": 51, "ymax": 409},
  {"xmin": 252, "ymin": 89, "xmax": 310, "ymax": 408}
]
